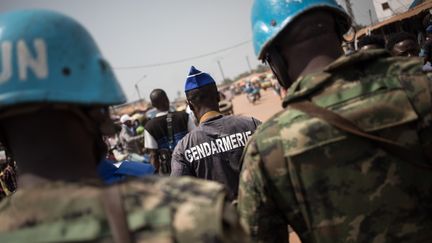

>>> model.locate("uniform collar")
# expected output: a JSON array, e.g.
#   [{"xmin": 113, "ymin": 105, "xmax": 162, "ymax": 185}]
[
  {"xmin": 282, "ymin": 49, "xmax": 390, "ymax": 108},
  {"xmin": 199, "ymin": 111, "xmax": 222, "ymax": 124},
  {"xmin": 324, "ymin": 49, "xmax": 390, "ymax": 72},
  {"xmin": 155, "ymin": 110, "xmax": 169, "ymax": 117}
]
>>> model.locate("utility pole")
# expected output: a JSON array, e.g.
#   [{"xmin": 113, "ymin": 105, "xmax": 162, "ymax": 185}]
[
  {"xmin": 343, "ymin": 0, "xmax": 356, "ymax": 25},
  {"xmin": 134, "ymin": 84, "xmax": 142, "ymax": 100},
  {"xmin": 134, "ymin": 74, "xmax": 147, "ymax": 101},
  {"xmin": 216, "ymin": 59, "xmax": 226, "ymax": 81},
  {"xmin": 368, "ymin": 9, "xmax": 374, "ymax": 26},
  {"xmin": 245, "ymin": 55, "xmax": 253, "ymax": 73}
]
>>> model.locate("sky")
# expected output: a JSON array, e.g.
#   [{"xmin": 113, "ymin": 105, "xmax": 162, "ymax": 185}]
[{"xmin": 0, "ymin": 0, "xmax": 379, "ymax": 101}]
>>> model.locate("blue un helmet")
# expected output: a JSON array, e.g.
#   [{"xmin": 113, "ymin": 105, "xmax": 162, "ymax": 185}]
[
  {"xmin": 252, "ymin": 0, "xmax": 352, "ymax": 60},
  {"xmin": 0, "ymin": 10, "xmax": 126, "ymax": 109}
]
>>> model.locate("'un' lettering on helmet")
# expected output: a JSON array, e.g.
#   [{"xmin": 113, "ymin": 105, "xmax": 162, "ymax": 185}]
[{"xmin": 0, "ymin": 38, "xmax": 49, "ymax": 84}]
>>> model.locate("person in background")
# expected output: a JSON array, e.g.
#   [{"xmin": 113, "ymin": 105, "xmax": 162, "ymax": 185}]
[
  {"xmin": 341, "ymin": 41, "xmax": 355, "ymax": 55},
  {"xmin": 357, "ymin": 34, "xmax": 385, "ymax": 51},
  {"xmin": 386, "ymin": 32, "xmax": 420, "ymax": 57},
  {"xmin": 271, "ymin": 77, "xmax": 282, "ymax": 99},
  {"xmin": 144, "ymin": 89, "xmax": 195, "ymax": 174},
  {"xmin": 171, "ymin": 66, "xmax": 261, "ymax": 201},
  {"xmin": 131, "ymin": 113, "xmax": 146, "ymax": 135},
  {"xmin": 0, "ymin": 10, "xmax": 246, "ymax": 242},
  {"xmin": 239, "ymin": 0, "xmax": 432, "ymax": 242},
  {"xmin": 0, "ymin": 156, "xmax": 16, "ymax": 200},
  {"xmin": 420, "ymin": 25, "xmax": 432, "ymax": 71},
  {"xmin": 119, "ymin": 114, "xmax": 145, "ymax": 161}
]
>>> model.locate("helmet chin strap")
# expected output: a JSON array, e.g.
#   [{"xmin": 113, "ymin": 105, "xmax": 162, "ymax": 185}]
[{"xmin": 265, "ymin": 46, "xmax": 293, "ymax": 89}]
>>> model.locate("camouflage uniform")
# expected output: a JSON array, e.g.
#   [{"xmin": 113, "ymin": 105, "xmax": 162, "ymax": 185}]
[
  {"xmin": 0, "ymin": 176, "xmax": 247, "ymax": 242},
  {"xmin": 238, "ymin": 50, "xmax": 432, "ymax": 243}
]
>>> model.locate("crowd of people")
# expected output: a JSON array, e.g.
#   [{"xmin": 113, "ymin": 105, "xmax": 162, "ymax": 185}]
[
  {"xmin": 1, "ymin": 0, "xmax": 432, "ymax": 242},
  {"xmin": 352, "ymin": 21, "xmax": 432, "ymax": 71}
]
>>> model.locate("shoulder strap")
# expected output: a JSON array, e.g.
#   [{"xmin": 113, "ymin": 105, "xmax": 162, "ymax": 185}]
[
  {"xmin": 101, "ymin": 185, "xmax": 134, "ymax": 243},
  {"xmin": 166, "ymin": 112, "xmax": 174, "ymax": 150},
  {"xmin": 289, "ymin": 100, "xmax": 432, "ymax": 170}
]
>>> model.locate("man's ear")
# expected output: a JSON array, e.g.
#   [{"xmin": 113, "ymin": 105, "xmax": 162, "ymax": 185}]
[{"xmin": 187, "ymin": 100, "xmax": 195, "ymax": 111}]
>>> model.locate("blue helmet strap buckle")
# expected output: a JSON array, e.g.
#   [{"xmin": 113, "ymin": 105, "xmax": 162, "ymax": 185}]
[{"xmin": 266, "ymin": 46, "xmax": 293, "ymax": 89}]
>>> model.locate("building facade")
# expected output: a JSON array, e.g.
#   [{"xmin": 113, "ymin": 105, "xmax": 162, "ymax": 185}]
[{"xmin": 373, "ymin": 0, "xmax": 414, "ymax": 21}]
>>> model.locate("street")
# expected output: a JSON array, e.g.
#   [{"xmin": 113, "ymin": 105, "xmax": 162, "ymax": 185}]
[{"xmin": 232, "ymin": 88, "xmax": 283, "ymax": 122}]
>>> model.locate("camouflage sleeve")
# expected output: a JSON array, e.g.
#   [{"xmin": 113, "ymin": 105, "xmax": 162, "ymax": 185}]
[{"xmin": 238, "ymin": 139, "xmax": 288, "ymax": 243}]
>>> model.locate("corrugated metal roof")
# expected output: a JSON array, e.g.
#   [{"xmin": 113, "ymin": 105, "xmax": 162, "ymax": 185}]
[{"xmin": 353, "ymin": 1, "xmax": 432, "ymax": 38}]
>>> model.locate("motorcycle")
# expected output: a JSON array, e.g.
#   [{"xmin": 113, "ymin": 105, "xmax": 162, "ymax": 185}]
[{"xmin": 246, "ymin": 89, "xmax": 261, "ymax": 104}]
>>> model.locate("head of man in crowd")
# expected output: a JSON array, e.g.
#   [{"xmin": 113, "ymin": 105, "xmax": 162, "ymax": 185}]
[
  {"xmin": 150, "ymin": 89, "xmax": 170, "ymax": 112},
  {"xmin": 0, "ymin": 10, "xmax": 126, "ymax": 182},
  {"xmin": 252, "ymin": 1, "xmax": 351, "ymax": 89},
  {"xmin": 387, "ymin": 32, "xmax": 420, "ymax": 57},
  {"xmin": 357, "ymin": 35, "xmax": 386, "ymax": 51},
  {"xmin": 185, "ymin": 66, "xmax": 220, "ymax": 123},
  {"xmin": 426, "ymin": 25, "xmax": 432, "ymax": 40},
  {"xmin": 120, "ymin": 114, "xmax": 133, "ymax": 128},
  {"xmin": 341, "ymin": 41, "xmax": 355, "ymax": 55}
]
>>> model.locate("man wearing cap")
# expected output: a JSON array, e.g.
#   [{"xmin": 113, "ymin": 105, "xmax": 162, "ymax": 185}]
[
  {"xmin": 171, "ymin": 66, "xmax": 261, "ymax": 201},
  {"xmin": 119, "ymin": 114, "xmax": 144, "ymax": 160},
  {"xmin": 144, "ymin": 89, "xmax": 195, "ymax": 174},
  {"xmin": 0, "ymin": 10, "xmax": 247, "ymax": 242},
  {"xmin": 238, "ymin": 0, "xmax": 432, "ymax": 242},
  {"xmin": 357, "ymin": 35, "xmax": 385, "ymax": 51},
  {"xmin": 421, "ymin": 25, "xmax": 432, "ymax": 71},
  {"xmin": 386, "ymin": 32, "xmax": 420, "ymax": 57}
]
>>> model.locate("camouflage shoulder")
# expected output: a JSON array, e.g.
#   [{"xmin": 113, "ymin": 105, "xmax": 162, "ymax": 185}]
[
  {"xmin": 0, "ymin": 182, "xmax": 109, "ymax": 242},
  {"xmin": 122, "ymin": 177, "xmax": 247, "ymax": 243},
  {"xmin": 383, "ymin": 57, "xmax": 432, "ymax": 122},
  {"xmin": 0, "ymin": 178, "xmax": 246, "ymax": 243},
  {"xmin": 381, "ymin": 56, "xmax": 424, "ymax": 75},
  {"xmin": 122, "ymin": 176, "xmax": 225, "ymax": 204},
  {"xmin": 252, "ymin": 107, "xmax": 313, "ymax": 157}
]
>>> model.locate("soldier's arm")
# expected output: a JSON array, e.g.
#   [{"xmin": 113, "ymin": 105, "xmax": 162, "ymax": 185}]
[
  {"xmin": 148, "ymin": 149, "xmax": 160, "ymax": 173},
  {"xmin": 238, "ymin": 140, "xmax": 288, "ymax": 243}
]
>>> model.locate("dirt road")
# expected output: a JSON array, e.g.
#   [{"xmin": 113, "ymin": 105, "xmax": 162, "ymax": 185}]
[
  {"xmin": 232, "ymin": 89, "xmax": 302, "ymax": 243},
  {"xmin": 232, "ymin": 88, "xmax": 283, "ymax": 122}
]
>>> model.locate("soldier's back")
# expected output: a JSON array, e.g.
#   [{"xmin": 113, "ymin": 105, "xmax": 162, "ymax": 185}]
[
  {"xmin": 0, "ymin": 176, "xmax": 246, "ymax": 243},
  {"xmin": 239, "ymin": 50, "xmax": 432, "ymax": 242}
]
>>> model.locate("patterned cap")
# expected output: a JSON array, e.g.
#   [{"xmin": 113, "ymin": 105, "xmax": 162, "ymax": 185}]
[{"xmin": 184, "ymin": 66, "xmax": 216, "ymax": 92}]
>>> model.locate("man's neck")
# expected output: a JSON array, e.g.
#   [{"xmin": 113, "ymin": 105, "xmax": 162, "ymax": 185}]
[
  {"xmin": 17, "ymin": 134, "xmax": 100, "ymax": 180},
  {"xmin": 196, "ymin": 107, "xmax": 220, "ymax": 123},
  {"xmin": 298, "ymin": 54, "xmax": 340, "ymax": 78},
  {"xmin": 199, "ymin": 110, "xmax": 222, "ymax": 124},
  {"xmin": 16, "ymin": 150, "xmax": 100, "ymax": 188},
  {"xmin": 3, "ymin": 111, "xmax": 102, "ymax": 188}
]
